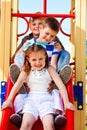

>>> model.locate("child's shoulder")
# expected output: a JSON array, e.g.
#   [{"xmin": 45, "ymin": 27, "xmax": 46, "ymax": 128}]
[
  {"xmin": 21, "ymin": 33, "xmax": 34, "ymax": 44},
  {"xmin": 29, "ymin": 37, "xmax": 35, "ymax": 44}
]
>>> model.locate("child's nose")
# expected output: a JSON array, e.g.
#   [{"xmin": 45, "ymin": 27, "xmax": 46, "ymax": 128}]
[
  {"xmin": 47, "ymin": 36, "xmax": 51, "ymax": 41},
  {"xmin": 36, "ymin": 60, "xmax": 39, "ymax": 64},
  {"xmin": 36, "ymin": 24, "xmax": 39, "ymax": 28}
]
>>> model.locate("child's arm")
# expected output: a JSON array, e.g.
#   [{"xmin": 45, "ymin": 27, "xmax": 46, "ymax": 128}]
[
  {"xmin": 48, "ymin": 65, "xmax": 75, "ymax": 110},
  {"xmin": 51, "ymin": 48, "xmax": 60, "ymax": 70},
  {"xmin": 1, "ymin": 71, "xmax": 27, "ymax": 110},
  {"xmin": 51, "ymin": 54, "xmax": 58, "ymax": 70},
  {"xmin": 17, "ymin": 40, "xmax": 30, "ymax": 53}
]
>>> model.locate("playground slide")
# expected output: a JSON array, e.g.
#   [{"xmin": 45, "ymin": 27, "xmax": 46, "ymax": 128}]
[{"xmin": 0, "ymin": 76, "xmax": 74, "ymax": 130}]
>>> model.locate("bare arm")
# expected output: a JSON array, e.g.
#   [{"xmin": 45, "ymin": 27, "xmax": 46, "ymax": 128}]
[
  {"xmin": 18, "ymin": 40, "xmax": 30, "ymax": 53},
  {"xmin": 48, "ymin": 65, "xmax": 75, "ymax": 110},
  {"xmin": 51, "ymin": 46, "xmax": 61, "ymax": 70},
  {"xmin": 2, "ymin": 71, "xmax": 27, "ymax": 110},
  {"xmin": 51, "ymin": 54, "xmax": 58, "ymax": 70}
]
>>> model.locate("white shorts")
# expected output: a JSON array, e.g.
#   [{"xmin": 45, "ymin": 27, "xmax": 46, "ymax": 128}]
[
  {"xmin": 51, "ymin": 89, "xmax": 64, "ymax": 115},
  {"xmin": 22, "ymin": 92, "xmax": 55, "ymax": 120},
  {"xmin": 14, "ymin": 94, "xmax": 28, "ymax": 113}
]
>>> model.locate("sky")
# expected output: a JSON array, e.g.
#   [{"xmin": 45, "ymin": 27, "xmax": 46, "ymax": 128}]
[{"xmin": 18, "ymin": 0, "xmax": 71, "ymax": 52}]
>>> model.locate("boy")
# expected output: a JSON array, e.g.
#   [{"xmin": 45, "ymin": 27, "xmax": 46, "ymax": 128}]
[
  {"xmin": 10, "ymin": 12, "xmax": 44, "ymax": 93},
  {"xmin": 51, "ymin": 36, "xmax": 71, "ymax": 84}
]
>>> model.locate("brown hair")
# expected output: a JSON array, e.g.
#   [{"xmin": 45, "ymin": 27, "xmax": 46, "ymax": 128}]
[
  {"xmin": 43, "ymin": 17, "xmax": 60, "ymax": 33},
  {"xmin": 22, "ymin": 44, "xmax": 49, "ymax": 75},
  {"xmin": 54, "ymin": 36, "xmax": 65, "ymax": 50}
]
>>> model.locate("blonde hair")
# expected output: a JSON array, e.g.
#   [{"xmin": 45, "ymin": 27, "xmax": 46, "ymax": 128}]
[{"xmin": 29, "ymin": 12, "xmax": 44, "ymax": 22}]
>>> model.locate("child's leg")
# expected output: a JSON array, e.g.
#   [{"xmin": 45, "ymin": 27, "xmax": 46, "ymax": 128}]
[
  {"xmin": 52, "ymin": 89, "xmax": 64, "ymax": 114},
  {"xmin": 14, "ymin": 94, "xmax": 28, "ymax": 113},
  {"xmin": 10, "ymin": 113, "xmax": 23, "ymax": 128},
  {"xmin": 10, "ymin": 63, "xmax": 20, "ymax": 84},
  {"xmin": 10, "ymin": 64, "xmax": 27, "ymax": 94},
  {"xmin": 10, "ymin": 52, "xmax": 25, "ymax": 83},
  {"xmin": 14, "ymin": 52, "xmax": 25, "ymax": 69},
  {"xmin": 58, "ymin": 50, "xmax": 70, "ymax": 71},
  {"xmin": 10, "ymin": 94, "xmax": 28, "ymax": 127},
  {"xmin": 59, "ymin": 65, "xmax": 72, "ymax": 84},
  {"xmin": 10, "ymin": 52, "xmax": 27, "ymax": 93},
  {"xmin": 42, "ymin": 114, "xmax": 55, "ymax": 130},
  {"xmin": 20, "ymin": 113, "xmax": 36, "ymax": 130},
  {"xmin": 57, "ymin": 50, "xmax": 72, "ymax": 84},
  {"xmin": 51, "ymin": 89, "xmax": 67, "ymax": 127},
  {"xmin": 54, "ymin": 114, "xmax": 66, "ymax": 128}
]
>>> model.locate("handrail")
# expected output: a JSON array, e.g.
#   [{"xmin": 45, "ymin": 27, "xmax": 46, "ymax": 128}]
[
  {"xmin": 11, "ymin": 13, "xmax": 75, "ymax": 37},
  {"xmin": 12, "ymin": 13, "xmax": 75, "ymax": 18}
]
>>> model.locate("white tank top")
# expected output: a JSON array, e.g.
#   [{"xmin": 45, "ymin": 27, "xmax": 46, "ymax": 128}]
[{"xmin": 27, "ymin": 68, "xmax": 52, "ymax": 93}]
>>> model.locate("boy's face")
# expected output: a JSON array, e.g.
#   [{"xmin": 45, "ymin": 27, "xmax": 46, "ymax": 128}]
[
  {"xmin": 29, "ymin": 19, "xmax": 43, "ymax": 38},
  {"xmin": 39, "ymin": 25, "xmax": 57, "ymax": 43}
]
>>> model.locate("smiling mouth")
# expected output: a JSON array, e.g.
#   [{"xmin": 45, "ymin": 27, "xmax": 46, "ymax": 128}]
[{"xmin": 35, "ymin": 65, "xmax": 42, "ymax": 68}]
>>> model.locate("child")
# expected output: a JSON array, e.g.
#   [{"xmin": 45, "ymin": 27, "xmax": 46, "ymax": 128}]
[
  {"xmin": 10, "ymin": 12, "xmax": 44, "ymax": 92},
  {"xmin": 49, "ymin": 36, "xmax": 71, "ymax": 125},
  {"xmin": 9, "ymin": 17, "xmax": 70, "ymax": 127},
  {"xmin": 51, "ymin": 36, "xmax": 71, "ymax": 84},
  {"xmin": 2, "ymin": 44, "xmax": 75, "ymax": 130}
]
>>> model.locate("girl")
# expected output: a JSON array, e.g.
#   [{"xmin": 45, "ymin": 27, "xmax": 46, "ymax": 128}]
[{"xmin": 2, "ymin": 44, "xmax": 75, "ymax": 130}]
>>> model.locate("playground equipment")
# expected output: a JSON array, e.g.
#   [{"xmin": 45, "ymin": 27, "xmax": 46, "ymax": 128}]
[
  {"xmin": 0, "ymin": 76, "xmax": 74, "ymax": 130},
  {"xmin": 0, "ymin": 0, "xmax": 87, "ymax": 130}
]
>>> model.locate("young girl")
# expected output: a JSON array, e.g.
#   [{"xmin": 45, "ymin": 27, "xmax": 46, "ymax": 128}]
[{"xmin": 2, "ymin": 44, "xmax": 75, "ymax": 130}]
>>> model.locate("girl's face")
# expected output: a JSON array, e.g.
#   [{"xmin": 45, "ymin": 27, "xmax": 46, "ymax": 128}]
[
  {"xmin": 29, "ymin": 51, "xmax": 46, "ymax": 71},
  {"xmin": 38, "ymin": 25, "xmax": 57, "ymax": 43},
  {"xmin": 29, "ymin": 19, "xmax": 43, "ymax": 38}
]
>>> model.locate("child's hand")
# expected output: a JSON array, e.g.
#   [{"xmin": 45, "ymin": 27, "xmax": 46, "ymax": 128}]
[
  {"xmin": 23, "ymin": 40, "xmax": 30, "ymax": 48},
  {"xmin": 64, "ymin": 102, "xmax": 76, "ymax": 111},
  {"xmin": 47, "ymin": 81, "xmax": 54, "ymax": 93},
  {"xmin": 1, "ymin": 100, "xmax": 12, "ymax": 110},
  {"xmin": 23, "ymin": 40, "xmax": 33, "ymax": 51}
]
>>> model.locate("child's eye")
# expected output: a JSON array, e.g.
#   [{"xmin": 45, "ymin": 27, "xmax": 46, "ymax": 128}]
[
  {"xmin": 51, "ymin": 35, "xmax": 55, "ymax": 39},
  {"xmin": 32, "ymin": 23, "xmax": 36, "ymax": 26},
  {"xmin": 39, "ymin": 58, "xmax": 43, "ymax": 60},
  {"xmin": 45, "ymin": 32, "xmax": 49, "ymax": 35},
  {"xmin": 39, "ymin": 22, "xmax": 43, "ymax": 25},
  {"xmin": 32, "ymin": 59, "xmax": 36, "ymax": 61}
]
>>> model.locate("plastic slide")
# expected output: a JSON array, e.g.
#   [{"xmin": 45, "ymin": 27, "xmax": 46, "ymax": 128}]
[{"xmin": 0, "ymin": 76, "xmax": 74, "ymax": 130}]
